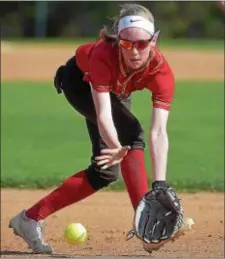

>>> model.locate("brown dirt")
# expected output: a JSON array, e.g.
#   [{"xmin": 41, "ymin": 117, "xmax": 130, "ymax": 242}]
[
  {"xmin": 1, "ymin": 41, "xmax": 224, "ymax": 81},
  {"xmin": 1, "ymin": 189, "xmax": 224, "ymax": 257}
]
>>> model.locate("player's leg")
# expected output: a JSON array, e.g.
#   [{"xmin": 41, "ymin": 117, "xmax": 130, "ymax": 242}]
[{"xmin": 8, "ymin": 57, "xmax": 119, "ymax": 253}]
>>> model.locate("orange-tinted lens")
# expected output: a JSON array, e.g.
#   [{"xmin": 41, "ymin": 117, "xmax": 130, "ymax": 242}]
[{"xmin": 119, "ymin": 39, "xmax": 133, "ymax": 50}]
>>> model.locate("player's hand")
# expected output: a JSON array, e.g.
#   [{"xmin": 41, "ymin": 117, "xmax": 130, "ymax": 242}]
[{"xmin": 95, "ymin": 146, "xmax": 131, "ymax": 170}]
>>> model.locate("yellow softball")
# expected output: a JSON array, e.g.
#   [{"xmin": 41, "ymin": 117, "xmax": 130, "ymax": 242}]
[{"xmin": 64, "ymin": 223, "xmax": 87, "ymax": 245}]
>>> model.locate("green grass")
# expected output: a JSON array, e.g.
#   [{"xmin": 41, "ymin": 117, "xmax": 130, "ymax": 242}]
[
  {"xmin": 2, "ymin": 37, "xmax": 224, "ymax": 50},
  {"xmin": 1, "ymin": 81, "xmax": 224, "ymax": 191}
]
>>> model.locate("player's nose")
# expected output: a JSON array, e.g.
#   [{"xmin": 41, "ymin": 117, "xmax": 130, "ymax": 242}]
[{"xmin": 130, "ymin": 47, "xmax": 139, "ymax": 55}]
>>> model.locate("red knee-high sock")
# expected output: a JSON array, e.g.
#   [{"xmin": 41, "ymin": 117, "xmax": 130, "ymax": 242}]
[
  {"xmin": 26, "ymin": 170, "xmax": 96, "ymax": 221},
  {"xmin": 121, "ymin": 149, "xmax": 149, "ymax": 210}
]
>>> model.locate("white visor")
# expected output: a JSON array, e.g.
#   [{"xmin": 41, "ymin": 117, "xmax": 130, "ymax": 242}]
[{"xmin": 118, "ymin": 15, "xmax": 155, "ymax": 36}]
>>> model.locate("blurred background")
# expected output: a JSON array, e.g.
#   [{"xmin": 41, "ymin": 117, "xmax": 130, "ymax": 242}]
[
  {"xmin": 1, "ymin": 1, "xmax": 224, "ymax": 191},
  {"xmin": 1, "ymin": 1, "xmax": 224, "ymax": 39}
]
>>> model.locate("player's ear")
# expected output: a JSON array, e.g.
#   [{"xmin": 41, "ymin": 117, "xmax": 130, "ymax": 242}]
[{"xmin": 150, "ymin": 30, "xmax": 160, "ymax": 46}]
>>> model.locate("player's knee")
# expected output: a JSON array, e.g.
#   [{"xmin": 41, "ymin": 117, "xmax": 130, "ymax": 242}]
[
  {"xmin": 131, "ymin": 130, "xmax": 145, "ymax": 149},
  {"xmin": 86, "ymin": 162, "xmax": 120, "ymax": 190}
]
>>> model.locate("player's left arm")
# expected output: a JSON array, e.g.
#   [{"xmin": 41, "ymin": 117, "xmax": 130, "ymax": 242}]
[
  {"xmin": 148, "ymin": 69, "xmax": 175, "ymax": 183},
  {"xmin": 126, "ymin": 70, "xmax": 184, "ymax": 247}
]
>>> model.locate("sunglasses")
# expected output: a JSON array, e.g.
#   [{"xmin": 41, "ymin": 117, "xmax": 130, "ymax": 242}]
[{"xmin": 118, "ymin": 36, "xmax": 153, "ymax": 51}]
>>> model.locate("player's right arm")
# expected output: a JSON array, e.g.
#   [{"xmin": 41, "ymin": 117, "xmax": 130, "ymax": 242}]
[
  {"xmin": 84, "ymin": 48, "xmax": 130, "ymax": 168},
  {"xmin": 91, "ymin": 87, "xmax": 130, "ymax": 169},
  {"xmin": 83, "ymin": 47, "xmax": 122, "ymax": 149}
]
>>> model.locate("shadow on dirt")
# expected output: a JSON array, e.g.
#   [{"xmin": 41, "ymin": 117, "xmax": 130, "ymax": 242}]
[
  {"xmin": 0, "ymin": 250, "xmax": 35, "ymax": 256},
  {"xmin": 0, "ymin": 250, "xmax": 71, "ymax": 257}
]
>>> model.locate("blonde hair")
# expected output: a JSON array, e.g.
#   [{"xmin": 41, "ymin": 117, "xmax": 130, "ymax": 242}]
[{"xmin": 99, "ymin": 3, "xmax": 154, "ymax": 40}]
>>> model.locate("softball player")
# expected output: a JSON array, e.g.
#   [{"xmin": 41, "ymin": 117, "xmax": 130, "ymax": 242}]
[{"xmin": 9, "ymin": 3, "xmax": 183, "ymax": 254}]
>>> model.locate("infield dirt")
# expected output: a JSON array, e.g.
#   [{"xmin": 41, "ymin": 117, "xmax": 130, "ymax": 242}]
[{"xmin": 1, "ymin": 190, "xmax": 224, "ymax": 257}]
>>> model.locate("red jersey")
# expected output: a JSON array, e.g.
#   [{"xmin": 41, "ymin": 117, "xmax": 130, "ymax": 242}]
[{"xmin": 75, "ymin": 40, "xmax": 175, "ymax": 111}]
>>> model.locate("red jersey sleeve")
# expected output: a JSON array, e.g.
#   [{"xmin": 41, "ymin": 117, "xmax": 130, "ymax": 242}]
[
  {"xmin": 83, "ymin": 49, "xmax": 112, "ymax": 93},
  {"xmin": 147, "ymin": 69, "xmax": 175, "ymax": 111}
]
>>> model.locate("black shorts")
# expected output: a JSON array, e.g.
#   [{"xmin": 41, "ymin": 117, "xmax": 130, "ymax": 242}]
[{"xmin": 54, "ymin": 56, "xmax": 145, "ymax": 159}]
